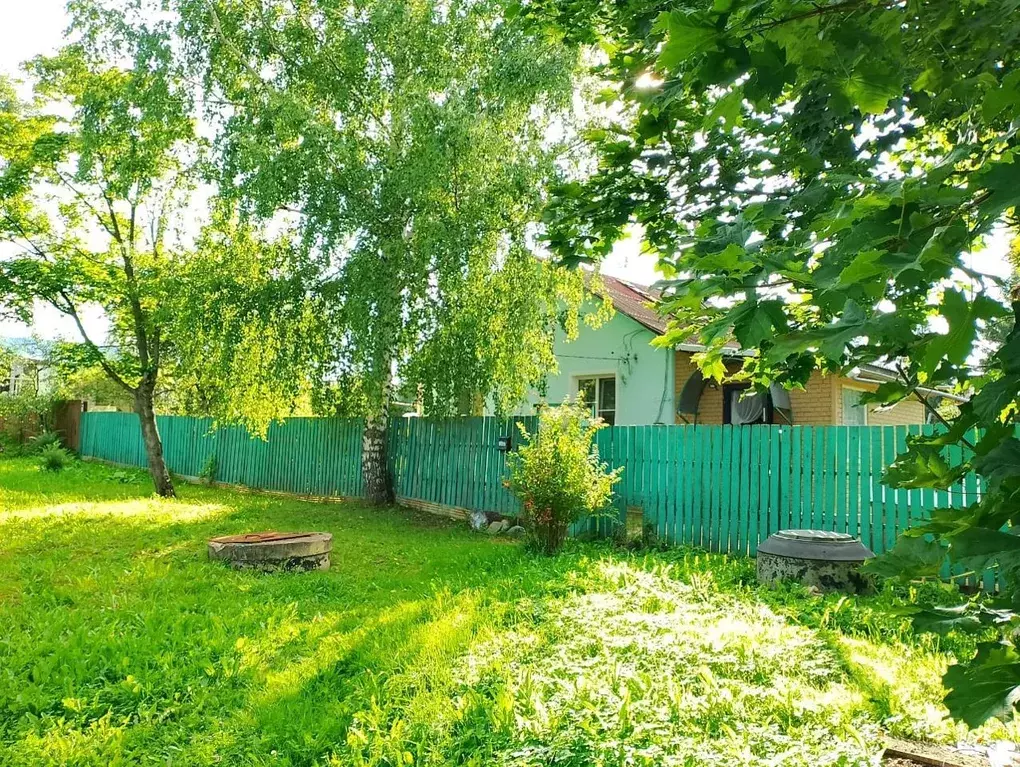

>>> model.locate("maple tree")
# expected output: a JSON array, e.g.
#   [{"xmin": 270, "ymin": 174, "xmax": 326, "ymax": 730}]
[{"xmin": 535, "ymin": 0, "xmax": 1020, "ymax": 724}]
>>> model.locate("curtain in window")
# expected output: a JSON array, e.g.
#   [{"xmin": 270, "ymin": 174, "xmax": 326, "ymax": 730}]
[{"xmin": 731, "ymin": 391, "xmax": 766, "ymax": 425}]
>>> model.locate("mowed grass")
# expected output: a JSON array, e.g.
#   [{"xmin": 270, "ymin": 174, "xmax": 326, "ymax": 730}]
[{"xmin": 0, "ymin": 458, "xmax": 1014, "ymax": 766}]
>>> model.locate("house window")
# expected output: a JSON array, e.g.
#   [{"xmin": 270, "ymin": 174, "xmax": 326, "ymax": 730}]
[
  {"xmin": 577, "ymin": 376, "xmax": 616, "ymax": 425},
  {"xmin": 723, "ymin": 384, "xmax": 772, "ymax": 425},
  {"xmin": 842, "ymin": 387, "xmax": 868, "ymax": 425}
]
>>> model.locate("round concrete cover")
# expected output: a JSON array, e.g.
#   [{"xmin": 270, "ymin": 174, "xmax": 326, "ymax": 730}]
[
  {"xmin": 757, "ymin": 529, "xmax": 874, "ymax": 561},
  {"xmin": 207, "ymin": 531, "xmax": 332, "ymax": 564}
]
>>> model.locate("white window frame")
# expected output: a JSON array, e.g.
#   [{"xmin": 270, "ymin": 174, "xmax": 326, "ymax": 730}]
[
  {"xmin": 576, "ymin": 375, "xmax": 616, "ymax": 425},
  {"xmin": 842, "ymin": 386, "xmax": 869, "ymax": 425}
]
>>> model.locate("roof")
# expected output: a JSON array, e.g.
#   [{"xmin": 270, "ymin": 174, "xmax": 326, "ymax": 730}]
[
  {"xmin": 591, "ymin": 274, "xmax": 667, "ymax": 335},
  {"xmin": 849, "ymin": 364, "xmax": 969, "ymax": 403}
]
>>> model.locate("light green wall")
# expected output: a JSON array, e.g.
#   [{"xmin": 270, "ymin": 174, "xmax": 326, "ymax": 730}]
[{"xmin": 522, "ymin": 304, "xmax": 675, "ymax": 425}]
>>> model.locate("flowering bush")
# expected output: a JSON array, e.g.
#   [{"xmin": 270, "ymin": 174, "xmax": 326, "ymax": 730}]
[{"xmin": 506, "ymin": 400, "xmax": 621, "ymax": 554}]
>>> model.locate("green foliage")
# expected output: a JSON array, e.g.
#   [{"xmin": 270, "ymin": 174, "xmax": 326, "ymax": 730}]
[
  {"xmin": 863, "ymin": 535, "xmax": 948, "ymax": 581},
  {"xmin": 534, "ymin": 0, "xmax": 1020, "ymax": 725},
  {"xmin": 50, "ymin": 343, "xmax": 134, "ymax": 411},
  {"xmin": 198, "ymin": 453, "xmax": 217, "ymax": 485},
  {"xmin": 1, "ymin": 457, "xmax": 1016, "ymax": 764},
  {"xmin": 0, "ymin": 392, "xmax": 56, "ymax": 446},
  {"xmin": 170, "ymin": 0, "xmax": 586, "ymax": 499},
  {"xmin": 38, "ymin": 445, "xmax": 73, "ymax": 472},
  {"xmin": 945, "ymin": 643, "xmax": 1020, "ymax": 730},
  {"xmin": 507, "ymin": 401, "xmax": 621, "ymax": 553},
  {"xmin": 28, "ymin": 430, "xmax": 63, "ymax": 453}
]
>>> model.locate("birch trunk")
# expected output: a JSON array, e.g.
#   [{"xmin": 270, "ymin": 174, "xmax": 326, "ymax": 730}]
[{"xmin": 361, "ymin": 402, "xmax": 392, "ymax": 505}]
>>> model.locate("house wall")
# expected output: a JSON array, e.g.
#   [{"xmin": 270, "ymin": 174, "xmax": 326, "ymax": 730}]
[
  {"xmin": 674, "ymin": 350, "xmax": 926, "ymax": 426},
  {"xmin": 520, "ymin": 303, "xmax": 675, "ymax": 425},
  {"xmin": 840, "ymin": 380, "xmax": 927, "ymax": 425}
]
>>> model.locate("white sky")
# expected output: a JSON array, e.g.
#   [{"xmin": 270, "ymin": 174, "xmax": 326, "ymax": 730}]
[{"xmin": 0, "ymin": 1, "xmax": 1009, "ymax": 345}]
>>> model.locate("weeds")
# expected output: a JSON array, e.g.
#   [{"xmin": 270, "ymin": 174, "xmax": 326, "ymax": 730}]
[
  {"xmin": 37, "ymin": 445, "xmax": 72, "ymax": 472},
  {"xmin": 28, "ymin": 431, "xmax": 63, "ymax": 453}
]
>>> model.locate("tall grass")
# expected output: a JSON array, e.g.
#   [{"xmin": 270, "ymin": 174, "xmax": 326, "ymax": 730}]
[{"xmin": 0, "ymin": 458, "xmax": 1013, "ymax": 766}]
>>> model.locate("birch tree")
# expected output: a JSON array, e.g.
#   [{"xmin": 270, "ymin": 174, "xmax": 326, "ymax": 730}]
[{"xmin": 176, "ymin": 0, "xmax": 581, "ymax": 504}]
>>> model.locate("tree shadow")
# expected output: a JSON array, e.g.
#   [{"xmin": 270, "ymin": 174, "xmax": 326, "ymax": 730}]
[{"xmin": 0, "ymin": 461, "xmax": 584, "ymax": 765}]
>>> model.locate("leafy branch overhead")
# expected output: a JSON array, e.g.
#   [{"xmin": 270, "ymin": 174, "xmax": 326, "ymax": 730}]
[{"xmin": 533, "ymin": 0, "xmax": 1020, "ymax": 725}]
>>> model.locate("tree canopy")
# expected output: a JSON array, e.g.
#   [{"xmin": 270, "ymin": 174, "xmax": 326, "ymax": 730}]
[
  {"xmin": 0, "ymin": 7, "xmax": 324, "ymax": 493},
  {"xmin": 172, "ymin": 0, "xmax": 586, "ymax": 501},
  {"xmin": 535, "ymin": 0, "xmax": 1020, "ymax": 724}
]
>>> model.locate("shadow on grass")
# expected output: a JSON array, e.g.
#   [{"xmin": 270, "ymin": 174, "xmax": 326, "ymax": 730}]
[
  {"xmin": 1, "ymin": 457, "xmax": 997, "ymax": 766},
  {"xmin": 0, "ymin": 457, "xmax": 589, "ymax": 765}
]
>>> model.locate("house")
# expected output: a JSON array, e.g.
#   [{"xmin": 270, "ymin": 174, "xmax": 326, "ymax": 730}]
[
  {"xmin": 0, "ymin": 339, "xmax": 53, "ymax": 397},
  {"xmin": 523, "ymin": 276, "xmax": 962, "ymax": 426}
]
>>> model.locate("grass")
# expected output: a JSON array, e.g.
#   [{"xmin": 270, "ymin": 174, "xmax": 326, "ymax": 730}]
[{"xmin": 0, "ymin": 456, "xmax": 1015, "ymax": 766}]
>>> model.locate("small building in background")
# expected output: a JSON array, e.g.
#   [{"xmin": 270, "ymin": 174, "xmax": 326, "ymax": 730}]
[{"xmin": 0, "ymin": 339, "xmax": 54, "ymax": 397}]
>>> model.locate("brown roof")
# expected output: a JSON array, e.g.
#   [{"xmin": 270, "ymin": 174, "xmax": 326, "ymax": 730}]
[{"xmin": 592, "ymin": 274, "xmax": 668, "ymax": 334}]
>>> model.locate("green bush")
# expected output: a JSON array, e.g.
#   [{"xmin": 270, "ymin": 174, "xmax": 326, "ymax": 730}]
[
  {"xmin": 507, "ymin": 400, "xmax": 622, "ymax": 554},
  {"xmin": 199, "ymin": 453, "xmax": 218, "ymax": 485},
  {"xmin": 38, "ymin": 445, "xmax": 73, "ymax": 472},
  {"xmin": 27, "ymin": 430, "xmax": 63, "ymax": 453}
]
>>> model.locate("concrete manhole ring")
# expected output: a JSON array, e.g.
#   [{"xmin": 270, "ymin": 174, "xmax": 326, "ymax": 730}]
[{"xmin": 207, "ymin": 531, "xmax": 333, "ymax": 572}]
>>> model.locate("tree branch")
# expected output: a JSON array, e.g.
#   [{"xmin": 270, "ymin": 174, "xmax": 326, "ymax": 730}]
[
  {"xmin": 895, "ymin": 363, "xmax": 975, "ymax": 450},
  {"xmin": 55, "ymin": 290, "xmax": 135, "ymax": 394},
  {"xmin": 744, "ymin": 0, "xmax": 873, "ymax": 34}
]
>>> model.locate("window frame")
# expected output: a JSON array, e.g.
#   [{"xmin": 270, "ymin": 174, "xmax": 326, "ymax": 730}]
[
  {"xmin": 841, "ymin": 386, "xmax": 869, "ymax": 425},
  {"xmin": 576, "ymin": 374, "xmax": 617, "ymax": 425}
]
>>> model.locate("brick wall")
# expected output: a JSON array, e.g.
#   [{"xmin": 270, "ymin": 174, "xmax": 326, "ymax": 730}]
[
  {"xmin": 788, "ymin": 370, "xmax": 838, "ymax": 425},
  {"xmin": 865, "ymin": 398, "xmax": 926, "ymax": 425},
  {"xmin": 673, "ymin": 351, "xmax": 925, "ymax": 426}
]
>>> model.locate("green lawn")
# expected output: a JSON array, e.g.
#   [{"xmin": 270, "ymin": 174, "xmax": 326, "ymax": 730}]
[{"xmin": 0, "ymin": 457, "xmax": 1013, "ymax": 766}]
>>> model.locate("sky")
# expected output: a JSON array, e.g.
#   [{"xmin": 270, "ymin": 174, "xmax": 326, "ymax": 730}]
[
  {"xmin": 0, "ymin": 0, "xmax": 656, "ymax": 345},
  {"xmin": 0, "ymin": 1, "xmax": 1010, "ymax": 346}
]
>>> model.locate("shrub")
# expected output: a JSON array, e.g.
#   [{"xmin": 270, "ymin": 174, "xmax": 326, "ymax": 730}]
[
  {"xmin": 506, "ymin": 400, "xmax": 621, "ymax": 554},
  {"xmin": 199, "ymin": 453, "xmax": 218, "ymax": 485},
  {"xmin": 39, "ymin": 446, "xmax": 73, "ymax": 472},
  {"xmin": 28, "ymin": 430, "xmax": 63, "ymax": 453},
  {"xmin": 0, "ymin": 392, "xmax": 56, "ymax": 445}
]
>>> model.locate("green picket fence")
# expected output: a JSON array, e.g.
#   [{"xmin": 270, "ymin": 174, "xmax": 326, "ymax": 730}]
[
  {"xmin": 591, "ymin": 424, "xmax": 979, "ymax": 559},
  {"xmin": 80, "ymin": 412, "xmax": 365, "ymax": 498},
  {"xmin": 79, "ymin": 414, "xmax": 984, "ymax": 581}
]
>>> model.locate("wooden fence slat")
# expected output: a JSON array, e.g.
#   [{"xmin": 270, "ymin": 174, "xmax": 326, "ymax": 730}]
[
  {"xmin": 737, "ymin": 426, "xmax": 752, "ymax": 555},
  {"xmin": 76, "ymin": 414, "xmax": 1000, "ymax": 590},
  {"xmin": 835, "ymin": 427, "xmax": 848, "ymax": 534},
  {"xmin": 847, "ymin": 427, "xmax": 860, "ymax": 539},
  {"xmin": 790, "ymin": 426, "xmax": 803, "ymax": 532},
  {"xmin": 894, "ymin": 426, "xmax": 910, "ymax": 540},
  {"xmin": 857, "ymin": 428, "xmax": 871, "ymax": 548}
]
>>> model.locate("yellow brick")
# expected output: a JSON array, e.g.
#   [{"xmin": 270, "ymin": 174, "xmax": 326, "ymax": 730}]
[{"xmin": 674, "ymin": 352, "xmax": 925, "ymax": 426}]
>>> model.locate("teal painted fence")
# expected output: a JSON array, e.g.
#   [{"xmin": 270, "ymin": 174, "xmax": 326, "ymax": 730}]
[
  {"xmin": 591, "ymin": 424, "xmax": 979, "ymax": 558},
  {"xmin": 388, "ymin": 416, "xmax": 536, "ymax": 517},
  {"xmin": 79, "ymin": 414, "xmax": 982, "ymax": 570},
  {"xmin": 80, "ymin": 413, "xmax": 365, "ymax": 498}
]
